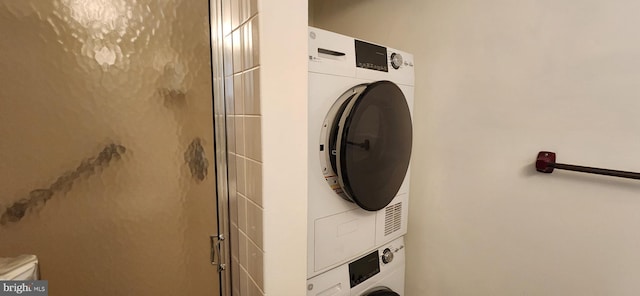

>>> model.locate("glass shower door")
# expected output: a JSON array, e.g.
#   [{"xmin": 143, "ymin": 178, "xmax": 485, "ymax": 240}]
[{"xmin": 0, "ymin": 0, "xmax": 222, "ymax": 295}]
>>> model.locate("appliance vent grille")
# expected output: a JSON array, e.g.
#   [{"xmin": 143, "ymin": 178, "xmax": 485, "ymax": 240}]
[{"xmin": 384, "ymin": 202, "xmax": 402, "ymax": 236}]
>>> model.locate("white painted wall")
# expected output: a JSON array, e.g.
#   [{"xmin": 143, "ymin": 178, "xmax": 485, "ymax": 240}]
[
  {"xmin": 312, "ymin": 0, "xmax": 640, "ymax": 295},
  {"xmin": 259, "ymin": 0, "xmax": 308, "ymax": 295}
]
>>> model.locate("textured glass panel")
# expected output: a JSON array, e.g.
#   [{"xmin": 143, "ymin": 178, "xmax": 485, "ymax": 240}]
[{"xmin": 0, "ymin": 1, "xmax": 219, "ymax": 295}]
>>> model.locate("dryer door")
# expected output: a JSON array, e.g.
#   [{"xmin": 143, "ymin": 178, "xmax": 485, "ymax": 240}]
[
  {"xmin": 322, "ymin": 80, "xmax": 412, "ymax": 211},
  {"xmin": 361, "ymin": 287, "xmax": 400, "ymax": 296}
]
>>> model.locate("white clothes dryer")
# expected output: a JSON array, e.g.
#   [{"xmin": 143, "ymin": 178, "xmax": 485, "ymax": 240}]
[
  {"xmin": 306, "ymin": 236, "xmax": 406, "ymax": 296},
  {"xmin": 308, "ymin": 27, "xmax": 415, "ymax": 278}
]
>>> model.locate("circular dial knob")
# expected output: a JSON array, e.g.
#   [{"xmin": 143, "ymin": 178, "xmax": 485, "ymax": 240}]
[
  {"xmin": 382, "ymin": 248, "xmax": 394, "ymax": 264},
  {"xmin": 390, "ymin": 53, "xmax": 403, "ymax": 69}
]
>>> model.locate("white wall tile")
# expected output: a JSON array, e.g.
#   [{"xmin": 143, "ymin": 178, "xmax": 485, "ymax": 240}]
[
  {"xmin": 247, "ymin": 239, "xmax": 264, "ymax": 290},
  {"xmin": 239, "ymin": 0, "xmax": 247, "ymax": 25},
  {"xmin": 249, "ymin": 0, "xmax": 258, "ymax": 18},
  {"xmin": 229, "ymin": 154, "xmax": 238, "ymax": 225},
  {"xmin": 233, "ymin": 74, "xmax": 244, "ymax": 114},
  {"xmin": 226, "ymin": 117, "xmax": 236, "ymax": 154},
  {"xmin": 244, "ymin": 68, "xmax": 260, "ymax": 115},
  {"xmin": 224, "ymin": 76, "xmax": 234, "ymax": 110},
  {"xmin": 248, "ymin": 279, "xmax": 264, "ymax": 296},
  {"xmin": 238, "ymin": 194, "xmax": 247, "ymax": 232},
  {"xmin": 222, "ymin": 0, "xmax": 232, "ymax": 35},
  {"xmin": 236, "ymin": 156, "xmax": 246, "ymax": 196},
  {"xmin": 251, "ymin": 16, "xmax": 260, "ymax": 67},
  {"xmin": 231, "ymin": 257, "xmax": 240, "ymax": 294},
  {"xmin": 231, "ymin": 224, "xmax": 239, "ymax": 260},
  {"xmin": 223, "ymin": 35, "xmax": 234, "ymax": 76},
  {"xmin": 239, "ymin": 231, "xmax": 248, "ymax": 269},
  {"xmin": 232, "ymin": 29, "xmax": 243, "ymax": 74},
  {"xmin": 235, "ymin": 116, "xmax": 245, "ymax": 155},
  {"xmin": 241, "ymin": 0, "xmax": 250, "ymax": 25},
  {"xmin": 223, "ymin": 1, "xmax": 264, "ymax": 295},
  {"xmin": 244, "ymin": 117, "xmax": 262, "ymax": 162},
  {"xmin": 231, "ymin": 0, "xmax": 240, "ymax": 30},
  {"xmin": 239, "ymin": 266, "xmax": 249, "ymax": 296},
  {"xmin": 243, "ymin": 22, "xmax": 254, "ymax": 70},
  {"xmin": 246, "ymin": 200, "xmax": 263, "ymax": 249},
  {"xmin": 245, "ymin": 159, "xmax": 263, "ymax": 206}
]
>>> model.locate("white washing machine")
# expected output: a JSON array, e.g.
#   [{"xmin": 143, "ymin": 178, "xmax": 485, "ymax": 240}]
[
  {"xmin": 308, "ymin": 27, "xmax": 415, "ymax": 278},
  {"xmin": 307, "ymin": 236, "xmax": 406, "ymax": 296}
]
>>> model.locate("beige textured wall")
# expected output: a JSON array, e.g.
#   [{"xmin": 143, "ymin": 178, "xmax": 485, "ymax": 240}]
[
  {"xmin": 312, "ymin": 0, "xmax": 640, "ymax": 295},
  {"xmin": 259, "ymin": 0, "xmax": 308, "ymax": 295}
]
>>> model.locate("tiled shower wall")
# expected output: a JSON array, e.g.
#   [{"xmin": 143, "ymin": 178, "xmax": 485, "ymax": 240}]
[{"xmin": 223, "ymin": 0, "xmax": 264, "ymax": 295}]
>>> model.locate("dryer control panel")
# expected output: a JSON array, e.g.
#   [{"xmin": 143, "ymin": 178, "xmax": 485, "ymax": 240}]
[
  {"xmin": 355, "ymin": 40, "xmax": 388, "ymax": 72},
  {"xmin": 308, "ymin": 27, "xmax": 414, "ymax": 87}
]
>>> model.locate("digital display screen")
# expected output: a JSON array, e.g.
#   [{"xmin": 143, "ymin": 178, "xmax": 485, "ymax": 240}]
[
  {"xmin": 355, "ymin": 40, "xmax": 388, "ymax": 72},
  {"xmin": 348, "ymin": 250, "xmax": 380, "ymax": 288}
]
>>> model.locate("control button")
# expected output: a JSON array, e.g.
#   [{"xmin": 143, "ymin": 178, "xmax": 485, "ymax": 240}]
[
  {"xmin": 391, "ymin": 53, "xmax": 403, "ymax": 69},
  {"xmin": 382, "ymin": 248, "xmax": 394, "ymax": 264}
]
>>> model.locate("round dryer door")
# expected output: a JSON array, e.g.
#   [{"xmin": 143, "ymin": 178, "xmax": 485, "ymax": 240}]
[
  {"xmin": 321, "ymin": 80, "xmax": 412, "ymax": 211},
  {"xmin": 362, "ymin": 287, "xmax": 400, "ymax": 296}
]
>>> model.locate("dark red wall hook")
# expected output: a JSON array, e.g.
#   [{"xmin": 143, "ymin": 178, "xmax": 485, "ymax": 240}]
[{"xmin": 536, "ymin": 151, "xmax": 556, "ymax": 173}]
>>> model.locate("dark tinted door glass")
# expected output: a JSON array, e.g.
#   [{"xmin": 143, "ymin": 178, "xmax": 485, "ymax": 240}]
[
  {"xmin": 330, "ymin": 93, "xmax": 358, "ymax": 175},
  {"xmin": 339, "ymin": 81, "xmax": 412, "ymax": 211},
  {"xmin": 365, "ymin": 289, "xmax": 401, "ymax": 296}
]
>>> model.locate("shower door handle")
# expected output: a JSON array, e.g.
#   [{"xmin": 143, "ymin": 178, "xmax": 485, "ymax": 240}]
[{"xmin": 210, "ymin": 234, "xmax": 225, "ymax": 272}]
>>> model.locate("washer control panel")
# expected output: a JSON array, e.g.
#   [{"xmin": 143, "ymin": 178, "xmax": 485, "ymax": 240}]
[
  {"xmin": 349, "ymin": 250, "xmax": 380, "ymax": 288},
  {"xmin": 306, "ymin": 236, "xmax": 406, "ymax": 296}
]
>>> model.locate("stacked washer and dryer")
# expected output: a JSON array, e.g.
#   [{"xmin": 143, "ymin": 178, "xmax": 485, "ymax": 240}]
[{"xmin": 307, "ymin": 27, "xmax": 415, "ymax": 296}]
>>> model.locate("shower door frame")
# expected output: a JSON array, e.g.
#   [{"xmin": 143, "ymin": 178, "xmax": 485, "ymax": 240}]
[{"xmin": 209, "ymin": 0, "xmax": 232, "ymax": 295}]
